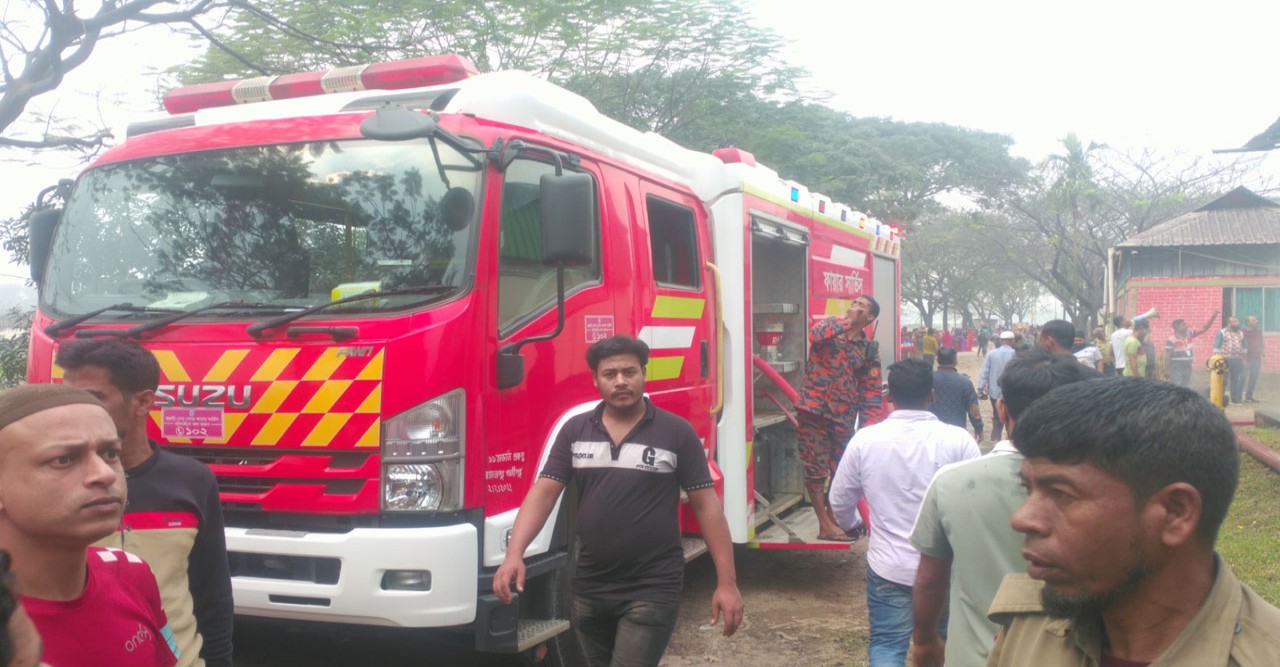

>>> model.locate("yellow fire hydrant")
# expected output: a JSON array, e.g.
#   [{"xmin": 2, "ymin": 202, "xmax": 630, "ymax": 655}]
[{"xmin": 1208, "ymin": 353, "xmax": 1228, "ymax": 408}]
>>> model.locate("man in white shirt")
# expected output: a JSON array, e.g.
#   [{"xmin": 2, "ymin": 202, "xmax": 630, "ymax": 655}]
[
  {"xmin": 977, "ymin": 331, "xmax": 1017, "ymax": 440},
  {"xmin": 830, "ymin": 359, "xmax": 980, "ymax": 667},
  {"xmin": 1110, "ymin": 314, "xmax": 1133, "ymax": 375}
]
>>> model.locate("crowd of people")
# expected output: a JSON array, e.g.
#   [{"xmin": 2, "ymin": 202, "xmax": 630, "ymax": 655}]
[
  {"xmin": 0, "ymin": 302, "xmax": 1273, "ymax": 667},
  {"xmin": 811, "ymin": 300, "xmax": 1278, "ymax": 666},
  {"xmin": 903, "ymin": 310, "xmax": 1266, "ymax": 406}
]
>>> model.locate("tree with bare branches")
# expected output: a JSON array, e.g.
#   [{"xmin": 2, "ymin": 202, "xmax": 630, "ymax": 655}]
[
  {"xmin": 992, "ymin": 133, "xmax": 1270, "ymax": 327},
  {"xmin": 0, "ymin": 0, "xmax": 237, "ymax": 150}
]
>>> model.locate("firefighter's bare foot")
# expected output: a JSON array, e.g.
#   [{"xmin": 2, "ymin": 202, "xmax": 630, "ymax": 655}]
[{"xmin": 815, "ymin": 515, "xmax": 856, "ymax": 542}]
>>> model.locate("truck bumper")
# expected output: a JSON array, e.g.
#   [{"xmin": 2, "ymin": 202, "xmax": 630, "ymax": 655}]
[{"xmin": 226, "ymin": 523, "xmax": 478, "ymax": 628}]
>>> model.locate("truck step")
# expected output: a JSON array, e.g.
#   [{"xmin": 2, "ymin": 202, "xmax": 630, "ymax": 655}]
[
  {"xmin": 682, "ymin": 536, "xmax": 708, "ymax": 562},
  {"xmin": 517, "ymin": 617, "xmax": 571, "ymax": 653}
]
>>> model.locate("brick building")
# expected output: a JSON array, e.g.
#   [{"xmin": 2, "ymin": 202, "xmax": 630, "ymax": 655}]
[{"xmin": 1115, "ymin": 186, "xmax": 1280, "ymax": 374}]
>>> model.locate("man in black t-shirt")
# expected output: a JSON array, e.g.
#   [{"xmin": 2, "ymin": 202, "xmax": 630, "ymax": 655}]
[{"xmin": 494, "ymin": 335, "xmax": 743, "ymax": 667}]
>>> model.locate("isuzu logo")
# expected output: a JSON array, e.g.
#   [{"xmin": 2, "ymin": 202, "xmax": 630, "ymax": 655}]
[{"xmin": 155, "ymin": 384, "xmax": 252, "ymax": 409}]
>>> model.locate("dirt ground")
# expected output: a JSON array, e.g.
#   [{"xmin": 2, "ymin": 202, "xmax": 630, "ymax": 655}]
[{"xmin": 662, "ymin": 545, "xmax": 871, "ymax": 667}]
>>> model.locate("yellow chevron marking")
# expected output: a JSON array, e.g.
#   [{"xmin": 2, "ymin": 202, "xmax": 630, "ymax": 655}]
[
  {"xmin": 204, "ymin": 349, "xmax": 250, "ymax": 383},
  {"xmin": 825, "ymin": 298, "xmax": 852, "ymax": 317},
  {"xmin": 356, "ymin": 384, "xmax": 382, "ymax": 414},
  {"xmin": 356, "ymin": 349, "xmax": 385, "ymax": 380},
  {"xmin": 356, "ymin": 420, "xmax": 381, "ymax": 448},
  {"xmin": 251, "ymin": 349, "xmax": 300, "ymax": 382},
  {"xmin": 253, "ymin": 413, "xmax": 296, "ymax": 446},
  {"xmin": 302, "ymin": 413, "xmax": 352, "ymax": 447},
  {"xmin": 652, "ymin": 295, "xmax": 705, "ymax": 319},
  {"xmin": 251, "ymin": 381, "xmax": 298, "ymax": 414},
  {"xmin": 303, "ymin": 380, "xmax": 352, "ymax": 414},
  {"xmin": 210, "ymin": 413, "xmax": 248, "ymax": 444},
  {"xmin": 303, "ymin": 349, "xmax": 345, "ymax": 382},
  {"xmin": 647, "ymin": 356, "xmax": 684, "ymax": 381},
  {"xmin": 51, "ymin": 355, "xmax": 62, "ymax": 379},
  {"xmin": 153, "ymin": 350, "xmax": 191, "ymax": 383}
]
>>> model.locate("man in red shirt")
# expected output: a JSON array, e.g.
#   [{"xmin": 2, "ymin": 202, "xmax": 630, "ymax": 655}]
[
  {"xmin": 797, "ymin": 295, "xmax": 883, "ymax": 541},
  {"xmin": 0, "ymin": 384, "xmax": 178, "ymax": 667}
]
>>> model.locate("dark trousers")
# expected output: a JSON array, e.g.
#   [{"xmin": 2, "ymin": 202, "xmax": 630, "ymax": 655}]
[
  {"xmin": 989, "ymin": 398, "xmax": 1004, "ymax": 441},
  {"xmin": 1227, "ymin": 357, "xmax": 1246, "ymax": 403},
  {"xmin": 1246, "ymin": 358, "xmax": 1262, "ymax": 399},
  {"xmin": 572, "ymin": 595, "xmax": 680, "ymax": 667}
]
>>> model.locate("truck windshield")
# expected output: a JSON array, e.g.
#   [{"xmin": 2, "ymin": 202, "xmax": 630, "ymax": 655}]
[{"xmin": 42, "ymin": 138, "xmax": 482, "ymax": 318}]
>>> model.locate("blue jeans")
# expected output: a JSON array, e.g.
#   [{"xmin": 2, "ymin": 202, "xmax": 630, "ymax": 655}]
[
  {"xmin": 571, "ymin": 595, "xmax": 679, "ymax": 667},
  {"xmin": 866, "ymin": 566, "xmax": 946, "ymax": 667},
  {"xmin": 1246, "ymin": 358, "xmax": 1262, "ymax": 399}
]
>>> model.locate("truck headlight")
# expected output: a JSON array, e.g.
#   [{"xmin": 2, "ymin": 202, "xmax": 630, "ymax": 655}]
[{"xmin": 382, "ymin": 389, "xmax": 463, "ymax": 512}]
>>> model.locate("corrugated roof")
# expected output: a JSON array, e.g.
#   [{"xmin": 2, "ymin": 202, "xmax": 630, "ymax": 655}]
[{"xmin": 1117, "ymin": 186, "xmax": 1280, "ymax": 248}]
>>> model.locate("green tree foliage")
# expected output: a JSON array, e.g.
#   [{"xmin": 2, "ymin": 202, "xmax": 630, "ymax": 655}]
[
  {"xmin": 669, "ymin": 99, "xmax": 1029, "ymax": 224},
  {"xmin": 176, "ymin": 0, "xmax": 803, "ymax": 138},
  {"xmin": 0, "ymin": 306, "xmax": 32, "ymax": 388},
  {"xmin": 901, "ymin": 210, "xmax": 1039, "ymax": 328}
]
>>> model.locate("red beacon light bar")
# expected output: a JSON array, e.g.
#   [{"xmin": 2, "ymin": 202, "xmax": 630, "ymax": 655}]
[{"xmin": 163, "ymin": 54, "xmax": 479, "ymax": 115}]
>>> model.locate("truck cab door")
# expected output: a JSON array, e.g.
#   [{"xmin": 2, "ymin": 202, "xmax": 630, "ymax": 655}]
[{"xmin": 636, "ymin": 184, "xmax": 720, "ymax": 534}]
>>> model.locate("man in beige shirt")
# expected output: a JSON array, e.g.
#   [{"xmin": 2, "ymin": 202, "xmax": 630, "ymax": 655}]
[{"xmin": 987, "ymin": 378, "xmax": 1280, "ymax": 666}]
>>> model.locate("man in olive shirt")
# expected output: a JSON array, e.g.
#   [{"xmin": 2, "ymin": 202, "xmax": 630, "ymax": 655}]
[{"xmin": 988, "ymin": 378, "xmax": 1280, "ymax": 666}]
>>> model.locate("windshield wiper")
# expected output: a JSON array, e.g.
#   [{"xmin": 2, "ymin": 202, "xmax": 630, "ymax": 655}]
[
  {"xmin": 246, "ymin": 286, "xmax": 458, "ymax": 338},
  {"xmin": 75, "ymin": 301, "xmax": 296, "ymax": 339},
  {"xmin": 44, "ymin": 303, "xmax": 183, "ymax": 338}
]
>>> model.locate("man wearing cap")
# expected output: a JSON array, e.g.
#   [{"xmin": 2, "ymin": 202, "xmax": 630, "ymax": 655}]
[
  {"xmin": 977, "ymin": 330, "xmax": 1018, "ymax": 442},
  {"xmin": 0, "ymin": 384, "xmax": 179, "ymax": 666},
  {"xmin": 59, "ymin": 339, "xmax": 233, "ymax": 667}
]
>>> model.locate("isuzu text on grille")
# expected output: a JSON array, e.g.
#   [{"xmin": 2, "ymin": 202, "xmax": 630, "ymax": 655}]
[{"xmin": 154, "ymin": 385, "xmax": 252, "ymax": 409}]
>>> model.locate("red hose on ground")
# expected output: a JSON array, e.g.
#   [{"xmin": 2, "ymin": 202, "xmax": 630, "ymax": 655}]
[{"xmin": 1238, "ymin": 432, "xmax": 1280, "ymax": 476}]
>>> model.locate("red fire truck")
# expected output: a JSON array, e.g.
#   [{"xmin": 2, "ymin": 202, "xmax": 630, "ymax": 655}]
[{"xmin": 25, "ymin": 55, "xmax": 901, "ymax": 662}]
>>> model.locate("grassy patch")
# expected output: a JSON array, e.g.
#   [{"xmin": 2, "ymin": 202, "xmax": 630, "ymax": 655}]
[
  {"xmin": 1219, "ymin": 435, "xmax": 1280, "ymax": 605},
  {"xmin": 1250, "ymin": 427, "xmax": 1280, "ymax": 453}
]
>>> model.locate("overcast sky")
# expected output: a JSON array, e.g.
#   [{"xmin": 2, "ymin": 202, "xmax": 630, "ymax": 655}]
[
  {"xmin": 750, "ymin": 0, "xmax": 1280, "ymax": 163},
  {"xmin": 2, "ymin": 0, "xmax": 1278, "ymax": 289}
]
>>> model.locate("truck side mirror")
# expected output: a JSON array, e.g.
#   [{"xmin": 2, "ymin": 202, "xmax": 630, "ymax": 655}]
[
  {"xmin": 539, "ymin": 172, "xmax": 593, "ymax": 267},
  {"xmin": 497, "ymin": 172, "xmax": 595, "ymax": 391},
  {"xmin": 27, "ymin": 207, "xmax": 60, "ymax": 284}
]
